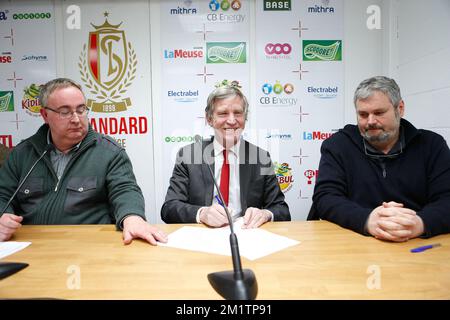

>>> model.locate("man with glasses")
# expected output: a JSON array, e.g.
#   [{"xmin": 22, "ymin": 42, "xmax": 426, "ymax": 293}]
[
  {"xmin": 309, "ymin": 76, "xmax": 450, "ymax": 241},
  {"xmin": 0, "ymin": 78, "xmax": 167, "ymax": 245}
]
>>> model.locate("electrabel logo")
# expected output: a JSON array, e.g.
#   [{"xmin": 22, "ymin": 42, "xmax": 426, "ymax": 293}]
[
  {"xmin": 165, "ymin": 136, "xmax": 195, "ymax": 143},
  {"xmin": 170, "ymin": 0, "xmax": 198, "ymax": 15},
  {"xmin": 0, "ymin": 91, "xmax": 14, "ymax": 112},
  {"xmin": 12, "ymin": 12, "xmax": 52, "ymax": 20},
  {"xmin": 307, "ymin": 86, "xmax": 338, "ymax": 99},
  {"xmin": 260, "ymin": 81, "xmax": 297, "ymax": 107},
  {"xmin": 0, "ymin": 52, "xmax": 12, "ymax": 63},
  {"xmin": 304, "ymin": 169, "xmax": 319, "ymax": 185},
  {"xmin": 206, "ymin": 42, "xmax": 246, "ymax": 63},
  {"xmin": 264, "ymin": 43, "xmax": 292, "ymax": 60},
  {"xmin": 263, "ymin": 0, "xmax": 291, "ymax": 11},
  {"xmin": 0, "ymin": 10, "xmax": 8, "ymax": 21},
  {"xmin": 207, "ymin": 0, "xmax": 245, "ymax": 23},
  {"xmin": 303, "ymin": 40, "xmax": 342, "ymax": 61},
  {"xmin": 167, "ymin": 89, "xmax": 199, "ymax": 103},
  {"xmin": 302, "ymin": 131, "xmax": 334, "ymax": 141},
  {"xmin": 164, "ymin": 47, "xmax": 203, "ymax": 59},
  {"xmin": 209, "ymin": 0, "xmax": 242, "ymax": 11}
]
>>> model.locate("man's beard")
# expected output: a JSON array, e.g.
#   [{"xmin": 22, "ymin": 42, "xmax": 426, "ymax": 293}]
[{"xmin": 362, "ymin": 125, "xmax": 392, "ymax": 143}]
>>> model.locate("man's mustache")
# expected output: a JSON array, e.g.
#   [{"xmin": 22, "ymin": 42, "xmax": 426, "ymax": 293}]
[{"xmin": 365, "ymin": 124, "xmax": 383, "ymax": 131}]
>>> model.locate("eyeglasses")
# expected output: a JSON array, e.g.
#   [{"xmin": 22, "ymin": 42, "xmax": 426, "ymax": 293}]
[{"xmin": 45, "ymin": 105, "xmax": 89, "ymax": 119}]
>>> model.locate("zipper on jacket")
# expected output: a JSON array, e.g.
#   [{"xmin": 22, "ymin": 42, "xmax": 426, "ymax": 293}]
[
  {"xmin": 380, "ymin": 162, "xmax": 387, "ymax": 178},
  {"xmin": 54, "ymin": 175, "xmax": 61, "ymax": 192},
  {"xmin": 53, "ymin": 139, "xmax": 96, "ymax": 192}
]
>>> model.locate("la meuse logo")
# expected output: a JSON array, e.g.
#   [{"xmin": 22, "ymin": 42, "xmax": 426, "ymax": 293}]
[
  {"xmin": 303, "ymin": 131, "xmax": 334, "ymax": 140},
  {"xmin": 0, "ymin": 55, "xmax": 12, "ymax": 63},
  {"xmin": 164, "ymin": 48, "xmax": 203, "ymax": 59}
]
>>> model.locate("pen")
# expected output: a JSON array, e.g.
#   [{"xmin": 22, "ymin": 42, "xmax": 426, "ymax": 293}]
[
  {"xmin": 410, "ymin": 243, "xmax": 441, "ymax": 253},
  {"xmin": 214, "ymin": 195, "xmax": 224, "ymax": 207}
]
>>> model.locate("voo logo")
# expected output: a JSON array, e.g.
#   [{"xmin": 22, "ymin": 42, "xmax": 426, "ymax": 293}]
[{"xmin": 265, "ymin": 43, "xmax": 291, "ymax": 55}]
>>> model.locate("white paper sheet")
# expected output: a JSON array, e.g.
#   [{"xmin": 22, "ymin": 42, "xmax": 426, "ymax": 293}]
[
  {"xmin": 159, "ymin": 218, "xmax": 299, "ymax": 260},
  {"xmin": 0, "ymin": 242, "xmax": 31, "ymax": 260}
]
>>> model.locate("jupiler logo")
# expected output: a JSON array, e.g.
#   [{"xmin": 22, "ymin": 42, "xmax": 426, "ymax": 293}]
[{"xmin": 79, "ymin": 14, "xmax": 137, "ymax": 113}]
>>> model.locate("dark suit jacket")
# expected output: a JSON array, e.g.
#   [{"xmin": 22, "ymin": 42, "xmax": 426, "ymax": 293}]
[{"xmin": 161, "ymin": 138, "xmax": 291, "ymax": 223}]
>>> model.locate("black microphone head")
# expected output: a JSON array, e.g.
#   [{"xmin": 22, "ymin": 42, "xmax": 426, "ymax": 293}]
[{"xmin": 194, "ymin": 135, "xmax": 203, "ymax": 144}]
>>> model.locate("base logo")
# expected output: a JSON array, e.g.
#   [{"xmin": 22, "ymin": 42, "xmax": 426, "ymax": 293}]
[
  {"xmin": 0, "ymin": 91, "xmax": 14, "ymax": 112},
  {"xmin": 22, "ymin": 84, "xmax": 42, "ymax": 117},
  {"xmin": 263, "ymin": 0, "xmax": 291, "ymax": 11},
  {"xmin": 79, "ymin": 14, "xmax": 136, "ymax": 113},
  {"xmin": 303, "ymin": 40, "xmax": 342, "ymax": 61},
  {"xmin": 274, "ymin": 162, "xmax": 293, "ymax": 193}
]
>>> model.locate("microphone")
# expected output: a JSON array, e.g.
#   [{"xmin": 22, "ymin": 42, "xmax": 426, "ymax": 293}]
[
  {"xmin": 0, "ymin": 144, "xmax": 53, "ymax": 280},
  {"xmin": 194, "ymin": 135, "xmax": 257, "ymax": 300}
]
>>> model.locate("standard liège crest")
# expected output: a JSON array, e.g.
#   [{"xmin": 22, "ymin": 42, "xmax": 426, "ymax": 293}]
[{"xmin": 79, "ymin": 13, "xmax": 137, "ymax": 113}]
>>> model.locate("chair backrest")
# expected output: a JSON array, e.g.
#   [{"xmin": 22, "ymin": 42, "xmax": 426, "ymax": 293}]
[
  {"xmin": 307, "ymin": 201, "xmax": 320, "ymax": 220},
  {"xmin": 0, "ymin": 143, "xmax": 11, "ymax": 168}
]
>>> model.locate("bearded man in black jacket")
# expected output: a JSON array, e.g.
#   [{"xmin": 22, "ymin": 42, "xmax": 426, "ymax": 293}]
[{"xmin": 309, "ymin": 76, "xmax": 450, "ymax": 241}]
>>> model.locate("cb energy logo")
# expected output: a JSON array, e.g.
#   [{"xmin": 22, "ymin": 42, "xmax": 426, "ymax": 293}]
[
  {"xmin": 209, "ymin": 0, "xmax": 242, "ymax": 11},
  {"xmin": 207, "ymin": 0, "xmax": 244, "ymax": 23},
  {"xmin": 260, "ymin": 81, "xmax": 296, "ymax": 107}
]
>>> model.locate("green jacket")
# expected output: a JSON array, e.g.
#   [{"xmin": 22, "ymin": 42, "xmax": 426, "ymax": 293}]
[{"xmin": 0, "ymin": 124, "xmax": 145, "ymax": 229}]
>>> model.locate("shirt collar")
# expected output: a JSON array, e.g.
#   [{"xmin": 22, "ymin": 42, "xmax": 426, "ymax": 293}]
[
  {"xmin": 213, "ymin": 137, "xmax": 241, "ymax": 158},
  {"xmin": 47, "ymin": 129, "xmax": 82, "ymax": 155}
]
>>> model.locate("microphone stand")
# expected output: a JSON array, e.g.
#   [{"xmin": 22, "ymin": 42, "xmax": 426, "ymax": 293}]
[
  {"xmin": 0, "ymin": 145, "xmax": 52, "ymax": 280},
  {"xmin": 198, "ymin": 136, "xmax": 257, "ymax": 300}
]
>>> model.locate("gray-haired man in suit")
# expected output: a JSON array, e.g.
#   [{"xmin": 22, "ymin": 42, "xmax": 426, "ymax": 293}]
[{"xmin": 161, "ymin": 82, "xmax": 290, "ymax": 228}]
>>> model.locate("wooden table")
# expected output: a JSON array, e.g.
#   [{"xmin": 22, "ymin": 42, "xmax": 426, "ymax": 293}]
[{"xmin": 1, "ymin": 221, "xmax": 449, "ymax": 299}]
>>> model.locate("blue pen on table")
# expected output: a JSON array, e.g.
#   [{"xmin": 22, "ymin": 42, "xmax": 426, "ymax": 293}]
[
  {"xmin": 410, "ymin": 243, "xmax": 441, "ymax": 253},
  {"xmin": 214, "ymin": 195, "xmax": 224, "ymax": 207}
]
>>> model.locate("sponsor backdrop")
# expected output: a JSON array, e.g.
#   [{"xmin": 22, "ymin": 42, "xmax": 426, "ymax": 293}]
[{"xmin": 0, "ymin": 0, "xmax": 343, "ymax": 223}]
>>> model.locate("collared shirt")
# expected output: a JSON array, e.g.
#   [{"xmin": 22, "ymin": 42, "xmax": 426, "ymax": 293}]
[
  {"xmin": 196, "ymin": 137, "xmax": 274, "ymax": 223},
  {"xmin": 212, "ymin": 137, "xmax": 242, "ymax": 219},
  {"xmin": 47, "ymin": 130, "xmax": 81, "ymax": 180}
]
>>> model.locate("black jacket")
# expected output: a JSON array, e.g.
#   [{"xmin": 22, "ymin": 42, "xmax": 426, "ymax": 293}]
[
  {"xmin": 161, "ymin": 137, "xmax": 291, "ymax": 223},
  {"xmin": 309, "ymin": 118, "xmax": 450, "ymax": 238}
]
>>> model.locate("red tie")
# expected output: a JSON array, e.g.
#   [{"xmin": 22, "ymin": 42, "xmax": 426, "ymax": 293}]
[{"xmin": 219, "ymin": 149, "xmax": 229, "ymax": 206}]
